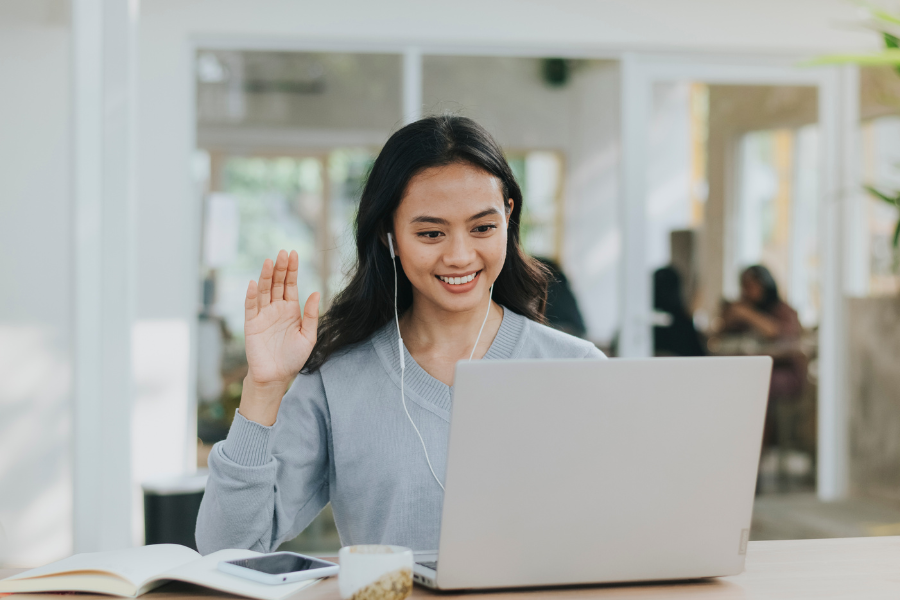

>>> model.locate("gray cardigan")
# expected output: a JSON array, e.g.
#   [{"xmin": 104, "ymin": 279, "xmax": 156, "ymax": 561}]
[{"xmin": 196, "ymin": 308, "xmax": 605, "ymax": 554}]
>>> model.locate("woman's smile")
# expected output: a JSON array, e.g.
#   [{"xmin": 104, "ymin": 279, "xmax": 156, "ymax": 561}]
[{"xmin": 436, "ymin": 270, "xmax": 481, "ymax": 293}]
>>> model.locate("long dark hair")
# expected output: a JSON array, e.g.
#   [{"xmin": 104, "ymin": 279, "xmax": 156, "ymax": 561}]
[
  {"xmin": 742, "ymin": 264, "xmax": 780, "ymax": 313},
  {"xmin": 303, "ymin": 115, "xmax": 549, "ymax": 373}
]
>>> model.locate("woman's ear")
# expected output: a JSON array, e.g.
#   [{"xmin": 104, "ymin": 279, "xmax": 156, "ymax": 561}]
[
  {"xmin": 506, "ymin": 199, "xmax": 514, "ymax": 225},
  {"xmin": 380, "ymin": 230, "xmax": 398, "ymax": 258}
]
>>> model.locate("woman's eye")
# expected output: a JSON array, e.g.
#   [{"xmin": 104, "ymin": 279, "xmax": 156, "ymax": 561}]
[
  {"xmin": 417, "ymin": 231, "xmax": 443, "ymax": 239},
  {"xmin": 473, "ymin": 224, "xmax": 497, "ymax": 233}
]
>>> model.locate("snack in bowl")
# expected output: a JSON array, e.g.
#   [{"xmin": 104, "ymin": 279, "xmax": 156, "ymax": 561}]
[{"xmin": 338, "ymin": 545, "xmax": 413, "ymax": 600}]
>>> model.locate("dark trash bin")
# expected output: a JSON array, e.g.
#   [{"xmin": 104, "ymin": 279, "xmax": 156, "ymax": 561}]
[{"xmin": 143, "ymin": 472, "xmax": 208, "ymax": 550}]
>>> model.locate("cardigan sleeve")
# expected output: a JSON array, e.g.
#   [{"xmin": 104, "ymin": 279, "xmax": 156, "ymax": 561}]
[{"xmin": 195, "ymin": 370, "xmax": 332, "ymax": 554}]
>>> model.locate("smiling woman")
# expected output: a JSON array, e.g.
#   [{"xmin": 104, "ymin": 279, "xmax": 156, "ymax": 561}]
[
  {"xmin": 195, "ymin": 115, "xmax": 605, "ymax": 556},
  {"xmin": 305, "ymin": 115, "xmax": 549, "ymax": 375}
]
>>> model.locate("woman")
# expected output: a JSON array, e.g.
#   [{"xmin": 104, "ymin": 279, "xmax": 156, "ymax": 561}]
[
  {"xmin": 196, "ymin": 116, "xmax": 604, "ymax": 555},
  {"xmin": 722, "ymin": 265, "xmax": 806, "ymax": 412},
  {"xmin": 722, "ymin": 265, "xmax": 801, "ymax": 343}
]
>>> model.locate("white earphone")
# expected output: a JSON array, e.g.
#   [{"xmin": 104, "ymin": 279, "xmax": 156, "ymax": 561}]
[{"xmin": 387, "ymin": 232, "xmax": 493, "ymax": 491}]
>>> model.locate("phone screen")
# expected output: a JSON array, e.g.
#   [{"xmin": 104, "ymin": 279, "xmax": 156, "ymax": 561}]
[{"xmin": 228, "ymin": 554, "xmax": 333, "ymax": 575}]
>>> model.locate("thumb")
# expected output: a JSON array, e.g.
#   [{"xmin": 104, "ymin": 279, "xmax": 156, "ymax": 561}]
[{"xmin": 300, "ymin": 292, "xmax": 320, "ymax": 346}]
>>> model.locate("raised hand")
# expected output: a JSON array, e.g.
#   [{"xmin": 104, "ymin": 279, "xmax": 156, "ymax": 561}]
[{"xmin": 240, "ymin": 249, "xmax": 320, "ymax": 425}]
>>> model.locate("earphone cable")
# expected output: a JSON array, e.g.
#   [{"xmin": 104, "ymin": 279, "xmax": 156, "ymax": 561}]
[
  {"xmin": 468, "ymin": 283, "xmax": 494, "ymax": 361},
  {"xmin": 400, "ymin": 362, "xmax": 446, "ymax": 491},
  {"xmin": 390, "ymin": 233, "xmax": 445, "ymax": 490},
  {"xmin": 388, "ymin": 232, "xmax": 493, "ymax": 492}
]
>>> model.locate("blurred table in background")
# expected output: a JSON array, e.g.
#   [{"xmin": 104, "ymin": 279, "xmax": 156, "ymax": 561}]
[{"xmin": 706, "ymin": 331, "xmax": 816, "ymax": 362}]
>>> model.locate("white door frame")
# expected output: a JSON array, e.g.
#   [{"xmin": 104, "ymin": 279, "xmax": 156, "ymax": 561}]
[{"xmin": 618, "ymin": 53, "xmax": 859, "ymax": 501}]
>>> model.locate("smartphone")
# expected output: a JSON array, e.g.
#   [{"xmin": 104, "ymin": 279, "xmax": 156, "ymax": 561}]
[{"xmin": 217, "ymin": 552, "xmax": 339, "ymax": 585}]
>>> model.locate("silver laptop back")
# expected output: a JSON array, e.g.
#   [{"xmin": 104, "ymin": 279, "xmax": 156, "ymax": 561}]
[{"xmin": 434, "ymin": 356, "xmax": 771, "ymax": 590}]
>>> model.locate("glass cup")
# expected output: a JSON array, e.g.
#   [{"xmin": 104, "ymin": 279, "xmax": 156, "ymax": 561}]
[{"xmin": 338, "ymin": 545, "xmax": 413, "ymax": 600}]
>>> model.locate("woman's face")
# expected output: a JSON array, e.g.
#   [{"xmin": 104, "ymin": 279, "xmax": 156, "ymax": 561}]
[
  {"xmin": 392, "ymin": 161, "xmax": 512, "ymax": 316},
  {"xmin": 740, "ymin": 273, "xmax": 764, "ymax": 304}
]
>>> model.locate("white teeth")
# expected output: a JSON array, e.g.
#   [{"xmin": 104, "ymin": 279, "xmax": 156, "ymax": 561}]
[{"xmin": 440, "ymin": 273, "xmax": 477, "ymax": 285}]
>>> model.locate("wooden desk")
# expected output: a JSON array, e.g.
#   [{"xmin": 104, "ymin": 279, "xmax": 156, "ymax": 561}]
[{"xmin": 3, "ymin": 537, "xmax": 900, "ymax": 600}]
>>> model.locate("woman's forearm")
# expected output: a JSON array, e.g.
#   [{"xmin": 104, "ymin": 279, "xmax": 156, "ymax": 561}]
[
  {"xmin": 742, "ymin": 310, "xmax": 781, "ymax": 339},
  {"xmin": 238, "ymin": 375, "xmax": 291, "ymax": 426}
]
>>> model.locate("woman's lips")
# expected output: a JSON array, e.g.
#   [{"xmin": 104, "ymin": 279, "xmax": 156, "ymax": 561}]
[{"xmin": 436, "ymin": 270, "xmax": 481, "ymax": 294}]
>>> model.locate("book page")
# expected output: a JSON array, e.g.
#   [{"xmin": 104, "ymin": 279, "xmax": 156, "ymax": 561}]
[
  {"xmin": 1, "ymin": 545, "xmax": 200, "ymax": 591},
  {"xmin": 0, "ymin": 573, "xmax": 137, "ymax": 597},
  {"xmin": 151, "ymin": 549, "xmax": 321, "ymax": 600}
]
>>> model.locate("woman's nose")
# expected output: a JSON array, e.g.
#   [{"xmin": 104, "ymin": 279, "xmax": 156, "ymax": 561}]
[{"xmin": 443, "ymin": 234, "xmax": 476, "ymax": 267}]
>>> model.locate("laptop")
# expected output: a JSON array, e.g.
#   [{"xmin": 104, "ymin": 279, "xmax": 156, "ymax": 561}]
[{"xmin": 413, "ymin": 356, "xmax": 772, "ymax": 590}]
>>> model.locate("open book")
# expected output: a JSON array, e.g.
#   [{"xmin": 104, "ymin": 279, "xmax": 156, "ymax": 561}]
[{"xmin": 0, "ymin": 545, "xmax": 323, "ymax": 599}]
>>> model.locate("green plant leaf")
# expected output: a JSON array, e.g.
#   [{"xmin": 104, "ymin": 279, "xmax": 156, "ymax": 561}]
[
  {"xmin": 871, "ymin": 7, "xmax": 900, "ymax": 28},
  {"xmin": 884, "ymin": 34, "xmax": 900, "ymax": 75},
  {"xmin": 864, "ymin": 186, "xmax": 900, "ymax": 249},
  {"xmin": 865, "ymin": 185, "xmax": 900, "ymax": 206},
  {"xmin": 804, "ymin": 48, "xmax": 900, "ymax": 67}
]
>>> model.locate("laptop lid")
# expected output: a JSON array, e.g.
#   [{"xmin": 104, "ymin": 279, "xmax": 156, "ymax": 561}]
[{"xmin": 435, "ymin": 356, "xmax": 771, "ymax": 590}]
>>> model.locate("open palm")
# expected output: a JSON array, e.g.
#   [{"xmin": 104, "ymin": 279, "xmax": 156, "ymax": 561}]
[{"xmin": 244, "ymin": 249, "xmax": 320, "ymax": 386}]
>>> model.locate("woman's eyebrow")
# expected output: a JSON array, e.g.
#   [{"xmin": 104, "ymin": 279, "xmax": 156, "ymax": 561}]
[
  {"xmin": 467, "ymin": 207, "xmax": 502, "ymax": 221},
  {"xmin": 410, "ymin": 215, "xmax": 449, "ymax": 225},
  {"xmin": 409, "ymin": 207, "xmax": 501, "ymax": 225}
]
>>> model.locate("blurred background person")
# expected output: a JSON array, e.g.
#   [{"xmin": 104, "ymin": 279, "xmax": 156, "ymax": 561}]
[
  {"xmin": 652, "ymin": 266, "xmax": 706, "ymax": 357},
  {"xmin": 721, "ymin": 265, "xmax": 808, "ymax": 470},
  {"xmin": 536, "ymin": 257, "xmax": 588, "ymax": 339},
  {"xmin": 722, "ymin": 265, "xmax": 801, "ymax": 345}
]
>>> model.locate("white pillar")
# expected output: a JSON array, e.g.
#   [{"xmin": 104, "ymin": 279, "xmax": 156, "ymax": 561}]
[
  {"xmin": 72, "ymin": 0, "xmax": 138, "ymax": 551},
  {"xmin": 403, "ymin": 47, "xmax": 423, "ymax": 124},
  {"xmin": 618, "ymin": 53, "xmax": 653, "ymax": 357},
  {"xmin": 842, "ymin": 65, "xmax": 868, "ymax": 298},
  {"xmin": 817, "ymin": 65, "xmax": 859, "ymax": 501}
]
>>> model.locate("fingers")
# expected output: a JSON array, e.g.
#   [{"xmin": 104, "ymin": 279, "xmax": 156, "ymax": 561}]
[
  {"xmin": 257, "ymin": 258, "xmax": 274, "ymax": 310},
  {"xmin": 245, "ymin": 280, "xmax": 259, "ymax": 322},
  {"xmin": 254, "ymin": 251, "xmax": 299, "ymax": 312},
  {"xmin": 285, "ymin": 250, "xmax": 299, "ymax": 302},
  {"xmin": 271, "ymin": 250, "xmax": 288, "ymax": 302},
  {"xmin": 300, "ymin": 292, "xmax": 320, "ymax": 346}
]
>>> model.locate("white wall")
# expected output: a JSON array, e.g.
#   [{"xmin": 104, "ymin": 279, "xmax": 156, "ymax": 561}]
[
  {"xmin": 563, "ymin": 63, "xmax": 622, "ymax": 344},
  {"xmin": 198, "ymin": 51, "xmax": 403, "ymax": 130},
  {"xmin": 0, "ymin": 20, "xmax": 73, "ymax": 565},
  {"xmin": 646, "ymin": 83, "xmax": 693, "ymax": 271},
  {"xmin": 143, "ymin": 0, "xmax": 873, "ymax": 54},
  {"xmin": 422, "ymin": 55, "xmax": 572, "ymax": 148}
]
